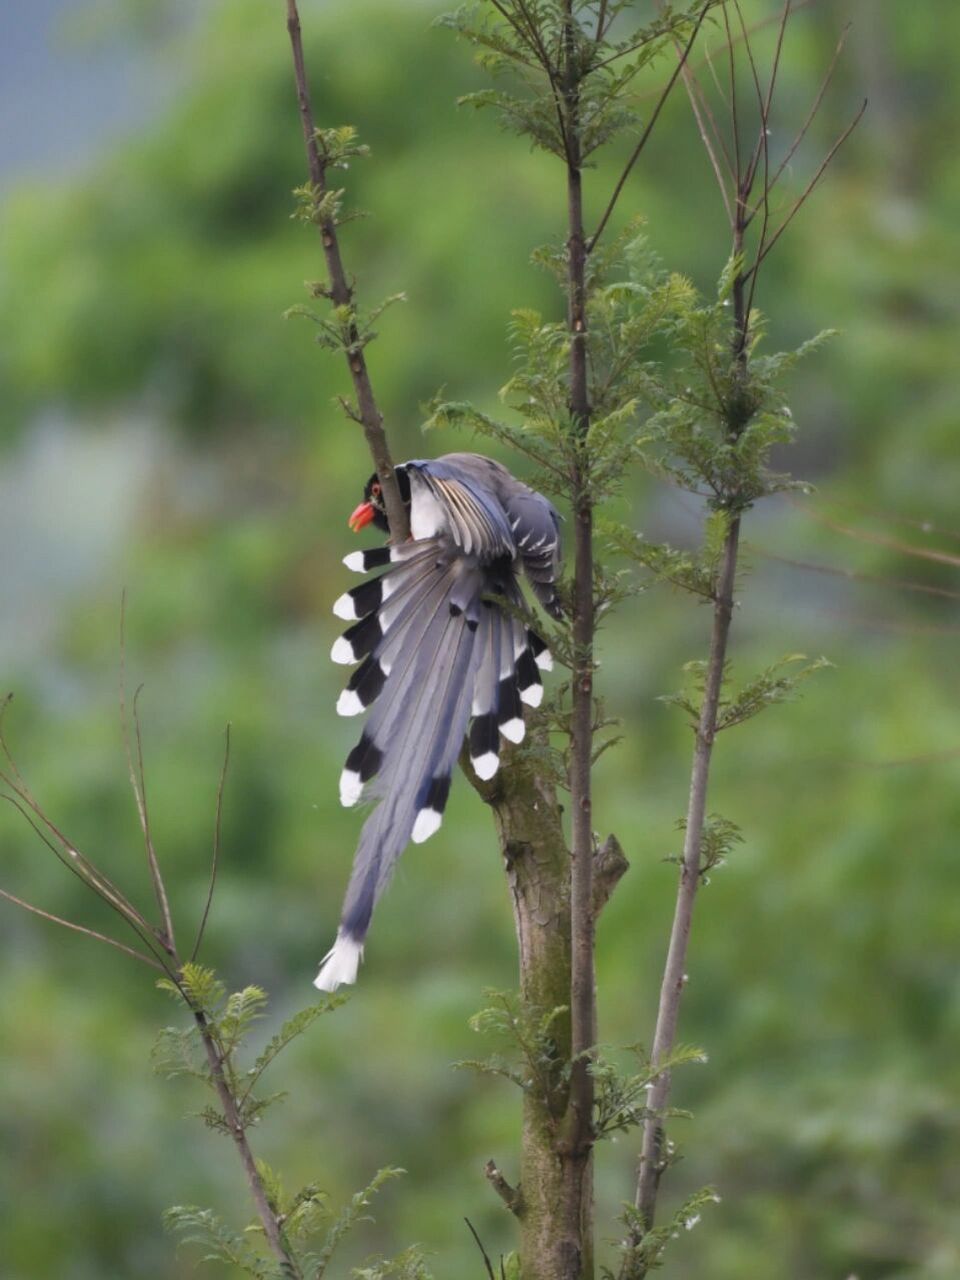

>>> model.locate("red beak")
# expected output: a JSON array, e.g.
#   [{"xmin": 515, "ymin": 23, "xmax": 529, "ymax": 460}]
[{"xmin": 348, "ymin": 500, "xmax": 376, "ymax": 533}]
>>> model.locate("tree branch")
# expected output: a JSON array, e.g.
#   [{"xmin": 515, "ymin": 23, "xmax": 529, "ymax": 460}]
[
  {"xmin": 631, "ymin": 514, "xmax": 740, "ymax": 1248},
  {"xmin": 193, "ymin": 1008, "xmax": 302, "ymax": 1278},
  {"xmin": 284, "ymin": 0, "xmax": 409, "ymax": 540},
  {"xmin": 592, "ymin": 833, "xmax": 628, "ymax": 919},
  {"xmin": 192, "ymin": 724, "xmax": 231, "ymax": 963},
  {"xmin": 484, "ymin": 1159, "xmax": 524, "ymax": 1217},
  {"xmin": 0, "ymin": 885, "xmax": 166, "ymax": 972},
  {"xmin": 587, "ymin": 3, "xmax": 711, "ymax": 254}
]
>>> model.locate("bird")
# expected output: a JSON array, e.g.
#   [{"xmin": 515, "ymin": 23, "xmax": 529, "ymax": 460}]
[{"xmin": 314, "ymin": 451, "xmax": 562, "ymax": 991}]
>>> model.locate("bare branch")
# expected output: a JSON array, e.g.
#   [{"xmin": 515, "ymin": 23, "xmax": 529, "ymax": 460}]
[
  {"xmin": 192, "ymin": 725, "xmax": 231, "ymax": 964},
  {"xmin": 284, "ymin": 0, "xmax": 409, "ymax": 540},
  {"xmin": 630, "ymin": 517, "xmax": 742, "ymax": 1258},
  {"xmin": 0, "ymin": 886, "xmax": 165, "ymax": 972},
  {"xmin": 746, "ymin": 98, "xmax": 866, "ymax": 277},
  {"xmin": 752, "ymin": 546, "xmax": 960, "ymax": 602},
  {"xmin": 464, "ymin": 1217, "xmax": 497, "ymax": 1280},
  {"xmin": 484, "ymin": 1158, "xmax": 523, "ymax": 1217},
  {"xmin": 800, "ymin": 501, "xmax": 960, "ymax": 570},
  {"xmin": 0, "ymin": 792, "xmax": 175, "ymax": 973},
  {"xmin": 592, "ymin": 832, "xmax": 629, "ymax": 918},
  {"xmin": 722, "ymin": 4, "xmax": 742, "ymax": 185},
  {"xmin": 588, "ymin": 2, "xmax": 711, "ymax": 253},
  {"xmin": 119, "ymin": 595, "xmax": 176, "ymax": 953},
  {"xmin": 762, "ymin": 0, "xmax": 792, "ymax": 127},
  {"xmin": 766, "ymin": 22, "xmax": 851, "ymax": 199},
  {"xmin": 663, "ymin": 22, "xmax": 734, "ymax": 223}
]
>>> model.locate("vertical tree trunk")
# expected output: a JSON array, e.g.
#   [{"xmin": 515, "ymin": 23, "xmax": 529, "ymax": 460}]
[{"xmin": 472, "ymin": 741, "xmax": 596, "ymax": 1280}]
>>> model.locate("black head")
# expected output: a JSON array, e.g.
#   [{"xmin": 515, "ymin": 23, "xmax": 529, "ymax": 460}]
[{"xmin": 348, "ymin": 466, "xmax": 412, "ymax": 534}]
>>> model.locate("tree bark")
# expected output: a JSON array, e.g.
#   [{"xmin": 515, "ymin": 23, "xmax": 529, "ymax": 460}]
[{"xmin": 470, "ymin": 745, "xmax": 584, "ymax": 1280}]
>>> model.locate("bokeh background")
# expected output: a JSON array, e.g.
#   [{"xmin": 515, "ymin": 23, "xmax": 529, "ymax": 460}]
[{"xmin": 1, "ymin": 1, "xmax": 957, "ymax": 1276}]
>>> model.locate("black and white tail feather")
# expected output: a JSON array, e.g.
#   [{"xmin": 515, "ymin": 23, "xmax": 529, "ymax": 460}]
[{"xmin": 315, "ymin": 453, "xmax": 561, "ymax": 991}]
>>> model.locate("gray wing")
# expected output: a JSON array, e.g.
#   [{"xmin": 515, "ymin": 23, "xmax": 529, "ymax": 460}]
[
  {"xmin": 500, "ymin": 487, "xmax": 563, "ymax": 619},
  {"xmin": 407, "ymin": 457, "xmax": 516, "ymax": 559}
]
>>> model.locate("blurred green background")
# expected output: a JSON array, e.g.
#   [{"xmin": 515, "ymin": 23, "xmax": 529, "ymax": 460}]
[{"xmin": 0, "ymin": 1, "xmax": 957, "ymax": 1276}]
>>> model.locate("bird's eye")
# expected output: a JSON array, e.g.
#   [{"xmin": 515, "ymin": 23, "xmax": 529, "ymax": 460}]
[{"xmin": 371, "ymin": 482, "xmax": 381, "ymax": 497}]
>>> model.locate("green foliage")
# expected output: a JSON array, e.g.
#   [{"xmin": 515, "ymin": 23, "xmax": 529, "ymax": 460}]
[
  {"xmin": 154, "ymin": 968, "xmax": 345, "ymax": 1127},
  {"xmin": 2, "ymin": 2, "xmax": 958, "ymax": 1278},
  {"xmin": 607, "ymin": 1186, "xmax": 720, "ymax": 1277},
  {"xmin": 284, "ymin": 289, "xmax": 407, "ymax": 360},
  {"xmin": 351, "ymin": 1246, "xmax": 434, "ymax": 1280},
  {"xmin": 439, "ymin": 1, "xmax": 708, "ymax": 161},
  {"xmin": 638, "ymin": 275, "xmax": 833, "ymax": 512},
  {"xmin": 660, "ymin": 654, "xmax": 831, "ymax": 733},
  {"xmin": 156, "ymin": 968, "xmax": 417, "ymax": 1277},
  {"xmin": 164, "ymin": 1167, "xmax": 422, "ymax": 1280},
  {"xmin": 591, "ymin": 1043, "xmax": 706, "ymax": 1140},
  {"xmin": 459, "ymin": 989, "xmax": 570, "ymax": 1117},
  {"xmin": 665, "ymin": 813, "xmax": 742, "ymax": 883}
]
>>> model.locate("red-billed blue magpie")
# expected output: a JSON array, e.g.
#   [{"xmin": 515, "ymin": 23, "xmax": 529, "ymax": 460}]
[{"xmin": 315, "ymin": 452, "xmax": 561, "ymax": 990}]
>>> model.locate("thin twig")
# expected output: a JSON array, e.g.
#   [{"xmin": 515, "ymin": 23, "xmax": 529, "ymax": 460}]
[
  {"xmin": 766, "ymin": 22, "xmax": 851, "ymax": 198},
  {"xmin": 587, "ymin": 2, "xmax": 711, "ymax": 253},
  {"xmin": 0, "ymin": 791, "xmax": 176, "ymax": 973},
  {"xmin": 745, "ymin": 98, "xmax": 866, "ymax": 279},
  {"xmin": 133, "ymin": 685, "xmax": 177, "ymax": 954},
  {"xmin": 284, "ymin": 0, "xmax": 409, "ymax": 541},
  {"xmin": 464, "ymin": 1217, "xmax": 496, "ymax": 1280},
  {"xmin": 120, "ymin": 595, "xmax": 176, "ymax": 953},
  {"xmin": 192, "ymin": 725, "xmax": 231, "ymax": 963},
  {"xmin": 722, "ymin": 5, "xmax": 742, "ymax": 186},
  {"xmin": 751, "ymin": 545, "xmax": 960, "ymax": 602},
  {"xmin": 629, "ymin": 516, "xmax": 742, "ymax": 1265},
  {"xmin": 0, "ymin": 885, "xmax": 166, "ymax": 971},
  {"xmin": 662, "ymin": 14, "xmax": 734, "ymax": 222},
  {"xmin": 193, "ymin": 1008, "xmax": 303, "ymax": 1278}
]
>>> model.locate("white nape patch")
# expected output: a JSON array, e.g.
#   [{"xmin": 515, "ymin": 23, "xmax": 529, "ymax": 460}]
[
  {"xmin": 520, "ymin": 682, "xmax": 543, "ymax": 708},
  {"xmin": 336, "ymin": 689, "xmax": 364, "ymax": 717},
  {"xmin": 314, "ymin": 931, "xmax": 364, "ymax": 991},
  {"xmin": 410, "ymin": 480, "xmax": 447, "ymax": 540},
  {"xmin": 471, "ymin": 751, "xmax": 499, "ymax": 781},
  {"xmin": 535, "ymin": 648, "xmax": 553, "ymax": 671},
  {"xmin": 333, "ymin": 592, "xmax": 358, "ymax": 621},
  {"xmin": 339, "ymin": 768, "xmax": 363, "ymax": 807},
  {"xmin": 500, "ymin": 717, "xmax": 525, "ymax": 744},
  {"xmin": 411, "ymin": 807, "xmax": 442, "ymax": 844},
  {"xmin": 331, "ymin": 636, "xmax": 356, "ymax": 665},
  {"xmin": 343, "ymin": 550, "xmax": 367, "ymax": 573}
]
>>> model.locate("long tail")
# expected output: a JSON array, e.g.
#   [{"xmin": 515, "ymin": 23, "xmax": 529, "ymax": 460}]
[{"xmin": 316, "ymin": 541, "xmax": 483, "ymax": 989}]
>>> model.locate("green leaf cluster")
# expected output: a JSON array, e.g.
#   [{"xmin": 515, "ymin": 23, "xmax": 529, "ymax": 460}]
[
  {"xmin": 664, "ymin": 812, "xmax": 743, "ymax": 883},
  {"xmin": 660, "ymin": 653, "xmax": 831, "ymax": 733},
  {"xmin": 439, "ymin": 2, "xmax": 709, "ymax": 162},
  {"xmin": 591, "ymin": 1042, "xmax": 706, "ymax": 1140},
  {"xmin": 165, "ymin": 1167, "xmax": 427, "ymax": 1280},
  {"xmin": 458, "ymin": 989, "xmax": 570, "ymax": 1118},
  {"xmin": 607, "ymin": 1185, "xmax": 721, "ymax": 1277}
]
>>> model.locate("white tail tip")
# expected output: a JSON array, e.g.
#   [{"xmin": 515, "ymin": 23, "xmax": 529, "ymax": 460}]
[
  {"xmin": 411, "ymin": 807, "xmax": 442, "ymax": 844},
  {"xmin": 471, "ymin": 751, "xmax": 499, "ymax": 781},
  {"xmin": 336, "ymin": 688, "xmax": 364, "ymax": 717},
  {"xmin": 333, "ymin": 592, "xmax": 358, "ymax": 621},
  {"xmin": 520, "ymin": 682, "xmax": 543, "ymax": 708},
  {"xmin": 500, "ymin": 716, "xmax": 525, "ymax": 744},
  {"xmin": 331, "ymin": 636, "xmax": 356, "ymax": 665},
  {"xmin": 314, "ymin": 930, "xmax": 364, "ymax": 991}
]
